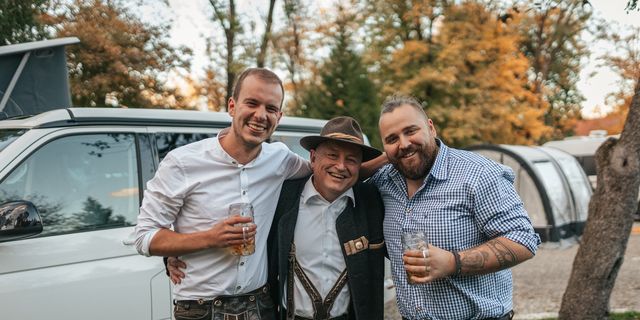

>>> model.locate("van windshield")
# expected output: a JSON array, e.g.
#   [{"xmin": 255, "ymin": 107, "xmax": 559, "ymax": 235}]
[{"xmin": 0, "ymin": 129, "xmax": 25, "ymax": 153}]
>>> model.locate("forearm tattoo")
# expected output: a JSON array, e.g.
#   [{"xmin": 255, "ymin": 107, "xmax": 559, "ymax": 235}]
[
  {"xmin": 460, "ymin": 239, "xmax": 519, "ymax": 275},
  {"xmin": 486, "ymin": 238, "xmax": 518, "ymax": 268},
  {"xmin": 460, "ymin": 250, "xmax": 489, "ymax": 273}
]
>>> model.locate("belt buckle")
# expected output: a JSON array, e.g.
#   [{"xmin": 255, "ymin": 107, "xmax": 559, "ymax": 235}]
[{"xmin": 223, "ymin": 312, "xmax": 247, "ymax": 320}]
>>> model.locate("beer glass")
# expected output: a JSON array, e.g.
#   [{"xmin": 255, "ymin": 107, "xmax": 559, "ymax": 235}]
[
  {"xmin": 401, "ymin": 231, "xmax": 428, "ymax": 283},
  {"xmin": 227, "ymin": 202, "xmax": 255, "ymax": 256}
]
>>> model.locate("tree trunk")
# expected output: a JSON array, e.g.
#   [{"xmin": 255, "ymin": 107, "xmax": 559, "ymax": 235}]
[
  {"xmin": 209, "ymin": 0, "xmax": 237, "ymax": 108},
  {"xmin": 559, "ymin": 79, "xmax": 640, "ymax": 319},
  {"xmin": 257, "ymin": 0, "xmax": 276, "ymax": 68},
  {"xmin": 225, "ymin": 0, "xmax": 236, "ymax": 106}
]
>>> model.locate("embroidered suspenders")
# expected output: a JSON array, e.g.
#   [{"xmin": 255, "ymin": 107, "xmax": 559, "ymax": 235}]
[{"xmin": 286, "ymin": 243, "xmax": 349, "ymax": 320}]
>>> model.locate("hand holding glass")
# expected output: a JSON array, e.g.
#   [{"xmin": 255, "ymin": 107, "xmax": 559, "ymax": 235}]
[
  {"xmin": 401, "ymin": 231, "xmax": 429, "ymax": 283},
  {"xmin": 227, "ymin": 203, "xmax": 255, "ymax": 256}
]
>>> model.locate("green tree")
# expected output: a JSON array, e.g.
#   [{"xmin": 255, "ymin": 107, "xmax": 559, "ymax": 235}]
[
  {"xmin": 0, "ymin": 0, "xmax": 49, "ymax": 45},
  {"xmin": 516, "ymin": 0, "xmax": 592, "ymax": 139},
  {"xmin": 363, "ymin": 0, "xmax": 449, "ymax": 99},
  {"xmin": 48, "ymin": 0, "xmax": 190, "ymax": 108},
  {"xmin": 296, "ymin": 4, "xmax": 381, "ymax": 147}
]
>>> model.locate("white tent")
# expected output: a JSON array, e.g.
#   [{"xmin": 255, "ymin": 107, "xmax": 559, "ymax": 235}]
[
  {"xmin": 468, "ymin": 145, "xmax": 592, "ymax": 242},
  {"xmin": 543, "ymin": 136, "xmax": 619, "ymax": 188},
  {"xmin": 544, "ymin": 136, "xmax": 640, "ymax": 221}
]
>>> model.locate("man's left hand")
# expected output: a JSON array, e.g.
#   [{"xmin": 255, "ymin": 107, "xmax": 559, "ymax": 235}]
[{"xmin": 402, "ymin": 244, "xmax": 455, "ymax": 284}]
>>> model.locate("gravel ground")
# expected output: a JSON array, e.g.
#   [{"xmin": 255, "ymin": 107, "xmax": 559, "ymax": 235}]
[{"xmin": 384, "ymin": 223, "xmax": 640, "ymax": 320}]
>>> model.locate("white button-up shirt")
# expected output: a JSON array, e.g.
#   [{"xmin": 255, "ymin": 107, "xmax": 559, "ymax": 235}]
[
  {"xmin": 134, "ymin": 136, "xmax": 310, "ymax": 300},
  {"xmin": 288, "ymin": 177, "xmax": 355, "ymax": 318}
]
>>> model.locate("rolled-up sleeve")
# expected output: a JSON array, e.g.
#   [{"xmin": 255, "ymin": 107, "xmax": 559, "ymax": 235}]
[
  {"xmin": 472, "ymin": 164, "xmax": 541, "ymax": 255},
  {"xmin": 134, "ymin": 154, "xmax": 187, "ymax": 256}
]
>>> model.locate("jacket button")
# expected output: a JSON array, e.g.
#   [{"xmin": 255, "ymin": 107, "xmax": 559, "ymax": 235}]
[{"xmin": 355, "ymin": 241, "xmax": 363, "ymax": 250}]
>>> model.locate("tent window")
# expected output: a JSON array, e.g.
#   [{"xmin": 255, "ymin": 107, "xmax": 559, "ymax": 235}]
[{"xmin": 534, "ymin": 162, "xmax": 572, "ymax": 228}]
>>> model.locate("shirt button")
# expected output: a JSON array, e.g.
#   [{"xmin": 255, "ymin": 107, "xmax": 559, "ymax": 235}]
[
  {"xmin": 236, "ymin": 286, "xmax": 241, "ymax": 290},
  {"xmin": 240, "ymin": 261, "xmax": 245, "ymax": 266},
  {"xmin": 242, "ymin": 190, "xmax": 246, "ymax": 195},
  {"xmin": 241, "ymin": 168, "xmax": 245, "ymax": 171}
]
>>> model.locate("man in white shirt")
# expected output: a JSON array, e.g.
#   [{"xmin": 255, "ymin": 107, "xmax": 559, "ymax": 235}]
[
  {"xmin": 169, "ymin": 117, "xmax": 387, "ymax": 320},
  {"xmin": 134, "ymin": 68, "xmax": 311, "ymax": 320}
]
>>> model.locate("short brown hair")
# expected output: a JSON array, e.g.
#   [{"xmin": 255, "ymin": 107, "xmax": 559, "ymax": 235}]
[
  {"xmin": 232, "ymin": 68, "xmax": 284, "ymax": 107},
  {"xmin": 380, "ymin": 95, "xmax": 428, "ymax": 119}
]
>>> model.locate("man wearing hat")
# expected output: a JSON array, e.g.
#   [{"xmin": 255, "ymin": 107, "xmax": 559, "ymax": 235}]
[
  {"xmin": 166, "ymin": 116, "xmax": 386, "ymax": 320},
  {"xmin": 266, "ymin": 116, "xmax": 385, "ymax": 320}
]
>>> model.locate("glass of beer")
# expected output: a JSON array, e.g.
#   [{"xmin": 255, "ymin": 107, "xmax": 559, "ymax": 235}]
[
  {"xmin": 401, "ymin": 231, "xmax": 428, "ymax": 283},
  {"xmin": 227, "ymin": 202, "xmax": 255, "ymax": 256}
]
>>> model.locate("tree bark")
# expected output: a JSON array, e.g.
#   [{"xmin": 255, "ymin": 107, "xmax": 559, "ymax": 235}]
[{"xmin": 559, "ymin": 79, "xmax": 640, "ymax": 319}]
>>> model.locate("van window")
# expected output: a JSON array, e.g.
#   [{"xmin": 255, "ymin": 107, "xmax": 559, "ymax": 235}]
[
  {"xmin": 155, "ymin": 132, "xmax": 216, "ymax": 161},
  {"xmin": 271, "ymin": 134, "xmax": 310, "ymax": 159},
  {"xmin": 0, "ymin": 133, "xmax": 139, "ymax": 236}
]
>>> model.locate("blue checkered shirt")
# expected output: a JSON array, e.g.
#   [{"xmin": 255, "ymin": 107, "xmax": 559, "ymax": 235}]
[{"xmin": 369, "ymin": 140, "xmax": 540, "ymax": 320}]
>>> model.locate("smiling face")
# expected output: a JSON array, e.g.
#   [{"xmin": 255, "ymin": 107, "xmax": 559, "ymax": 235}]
[
  {"xmin": 227, "ymin": 75, "xmax": 283, "ymax": 150},
  {"xmin": 310, "ymin": 140, "xmax": 362, "ymax": 202},
  {"xmin": 379, "ymin": 104, "xmax": 439, "ymax": 182}
]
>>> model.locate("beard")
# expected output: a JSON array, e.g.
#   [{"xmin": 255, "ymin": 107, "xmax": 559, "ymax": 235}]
[{"xmin": 390, "ymin": 144, "xmax": 438, "ymax": 181}]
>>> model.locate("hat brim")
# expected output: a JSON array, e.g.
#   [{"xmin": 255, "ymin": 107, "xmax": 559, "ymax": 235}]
[{"xmin": 299, "ymin": 136, "xmax": 382, "ymax": 162}]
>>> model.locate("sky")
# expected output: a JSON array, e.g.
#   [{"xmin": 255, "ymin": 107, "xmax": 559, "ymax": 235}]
[
  {"xmin": 577, "ymin": 0, "xmax": 640, "ymax": 118},
  {"xmin": 159, "ymin": 0, "xmax": 640, "ymax": 119}
]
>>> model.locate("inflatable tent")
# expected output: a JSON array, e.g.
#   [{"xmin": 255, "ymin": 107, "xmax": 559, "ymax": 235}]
[{"xmin": 467, "ymin": 145, "xmax": 592, "ymax": 242}]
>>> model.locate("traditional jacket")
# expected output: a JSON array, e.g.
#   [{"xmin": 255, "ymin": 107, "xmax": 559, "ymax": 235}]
[{"xmin": 267, "ymin": 177, "xmax": 386, "ymax": 320}]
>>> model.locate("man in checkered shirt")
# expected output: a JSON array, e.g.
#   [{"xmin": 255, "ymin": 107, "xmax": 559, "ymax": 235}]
[{"xmin": 368, "ymin": 95, "xmax": 541, "ymax": 320}]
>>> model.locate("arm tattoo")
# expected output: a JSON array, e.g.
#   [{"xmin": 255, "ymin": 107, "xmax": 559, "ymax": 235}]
[
  {"xmin": 486, "ymin": 238, "xmax": 518, "ymax": 268},
  {"xmin": 460, "ymin": 250, "xmax": 489, "ymax": 273}
]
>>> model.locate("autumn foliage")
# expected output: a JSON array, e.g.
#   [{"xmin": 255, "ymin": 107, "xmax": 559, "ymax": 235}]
[
  {"xmin": 42, "ymin": 0, "xmax": 191, "ymax": 109},
  {"xmin": 1, "ymin": 0, "xmax": 631, "ymax": 147}
]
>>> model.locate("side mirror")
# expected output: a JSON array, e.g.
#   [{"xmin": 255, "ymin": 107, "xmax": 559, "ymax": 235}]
[{"xmin": 0, "ymin": 201, "xmax": 43, "ymax": 243}]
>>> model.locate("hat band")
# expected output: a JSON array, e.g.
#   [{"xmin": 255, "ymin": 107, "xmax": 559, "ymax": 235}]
[{"xmin": 325, "ymin": 132, "xmax": 363, "ymax": 144}]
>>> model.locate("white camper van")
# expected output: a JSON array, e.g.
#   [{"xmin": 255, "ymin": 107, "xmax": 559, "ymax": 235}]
[
  {"xmin": 0, "ymin": 38, "xmax": 394, "ymax": 320},
  {"xmin": 0, "ymin": 107, "xmax": 384, "ymax": 319}
]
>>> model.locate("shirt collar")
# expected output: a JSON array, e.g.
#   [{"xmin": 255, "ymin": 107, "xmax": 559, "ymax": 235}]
[
  {"xmin": 301, "ymin": 176, "xmax": 355, "ymax": 206},
  {"xmin": 430, "ymin": 139, "xmax": 449, "ymax": 181},
  {"xmin": 211, "ymin": 130, "xmax": 264, "ymax": 167}
]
